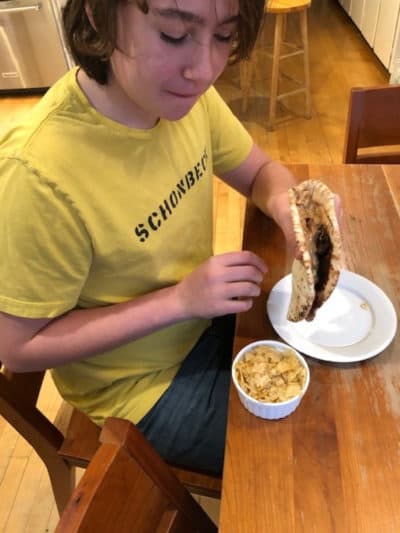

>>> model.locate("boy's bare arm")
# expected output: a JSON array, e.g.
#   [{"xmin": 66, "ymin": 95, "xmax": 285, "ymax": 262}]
[
  {"xmin": 220, "ymin": 143, "xmax": 298, "ymax": 253},
  {"xmin": 0, "ymin": 251, "xmax": 266, "ymax": 372}
]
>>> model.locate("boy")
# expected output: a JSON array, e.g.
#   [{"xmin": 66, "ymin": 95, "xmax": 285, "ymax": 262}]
[{"xmin": 0, "ymin": 0, "xmax": 301, "ymax": 474}]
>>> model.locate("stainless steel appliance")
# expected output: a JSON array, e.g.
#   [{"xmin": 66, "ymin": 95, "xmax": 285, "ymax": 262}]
[{"xmin": 0, "ymin": 0, "xmax": 72, "ymax": 92}]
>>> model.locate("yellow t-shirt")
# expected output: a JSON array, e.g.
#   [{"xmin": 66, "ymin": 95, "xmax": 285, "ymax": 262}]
[{"xmin": 0, "ymin": 67, "xmax": 253, "ymax": 425}]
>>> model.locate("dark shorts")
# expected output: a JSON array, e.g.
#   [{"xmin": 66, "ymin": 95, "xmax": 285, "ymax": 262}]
[{"xmin": 137, "ymin": 315, "xmax": 235, "ymax": 476}]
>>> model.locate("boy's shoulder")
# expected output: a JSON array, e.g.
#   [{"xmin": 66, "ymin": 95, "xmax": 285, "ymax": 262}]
[{"xmin": 0, "ymin": 68, "xmax": 89, "ymax": 160}]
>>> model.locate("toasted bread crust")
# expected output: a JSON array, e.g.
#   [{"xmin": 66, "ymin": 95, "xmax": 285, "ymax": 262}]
[{"xmin": 287, "ymin": 180, "xmax": 342, "ymax": 322}]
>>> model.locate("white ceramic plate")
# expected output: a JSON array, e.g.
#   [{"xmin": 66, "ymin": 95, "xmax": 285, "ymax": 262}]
[{"xmin": 266, "ymin": 270, "xmax": 397, "ymax": 363}]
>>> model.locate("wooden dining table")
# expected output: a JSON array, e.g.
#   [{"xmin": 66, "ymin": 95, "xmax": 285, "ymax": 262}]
[{"xmin": 219, "ymin": 164, "xmax": 400, "ymax": 532}]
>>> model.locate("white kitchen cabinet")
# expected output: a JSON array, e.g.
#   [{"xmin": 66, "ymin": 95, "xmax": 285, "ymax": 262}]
[
  {"xmin": 373, "ymin": 0, "xmax": 400, "ymax": 70},
  {"xmin": 342, "ymin": 0, "xmax": 352, "ymax": 12},
  {"xmin": 338, "ymin": 0, "xmax": 400, "ymax": 72},
  {"xmin": 390, "ymin": 11, "xmax": 400, "ymax": 77},
  {"xmin": 350, "ymin": 0, "xmax": 365, "ymax": 29},
  {"xmin": 361, "ymin": 1, "xmax": 381, "ymax": 46}
]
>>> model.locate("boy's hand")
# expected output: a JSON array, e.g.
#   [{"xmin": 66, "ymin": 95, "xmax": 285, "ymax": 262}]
[
  {"xmin": 267, "ymin": 190, "xmax": 300, "ymax": 258},
  {"xmin": 176, "ymin": 251, "xmax": 267, "ymax": 319}
]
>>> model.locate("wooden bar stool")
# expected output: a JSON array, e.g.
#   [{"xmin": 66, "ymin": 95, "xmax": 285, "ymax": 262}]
[{"xmin": 241, "ymin": 0, "xmax": 312, "ymax": 129}]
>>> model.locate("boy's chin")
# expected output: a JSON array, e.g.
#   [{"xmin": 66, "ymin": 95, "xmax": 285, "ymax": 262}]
[{"xmin": 162, "ymin": 101, "xmax": 198, "ymax": 122}]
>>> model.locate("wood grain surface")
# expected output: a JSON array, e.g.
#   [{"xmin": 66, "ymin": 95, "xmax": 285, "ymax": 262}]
[
  {"xmin": 0, "ymin": 1, "xmax": 391, "ymax": 529},
  {"xmin": 219, "ymin": 164, "xmax": 400, "ymax": 533}
]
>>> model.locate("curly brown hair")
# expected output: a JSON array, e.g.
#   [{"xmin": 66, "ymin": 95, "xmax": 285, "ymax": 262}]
[{"xmin": 62, "ymin": 0, "xmax": 265, "ymax": 84}]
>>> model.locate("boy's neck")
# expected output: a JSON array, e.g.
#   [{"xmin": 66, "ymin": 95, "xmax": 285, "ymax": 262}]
[{"xmin": 76, "ymin": 70, "xmax": 159, "ymax": 129}]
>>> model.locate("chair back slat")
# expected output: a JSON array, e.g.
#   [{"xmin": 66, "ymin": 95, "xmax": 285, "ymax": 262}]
[
  {"xmin": 0, "ymin": 366, "xmax": 221, "ymax": 517},
  {"xmin": 58, "ymin": 407, "xmax": 101, "ymax": 467},
  {"xmin": 343, "ymin": 85, "xmax": 400, "ymax": 163},
  {"xmin": 1, "ymin": 366, "xmax": 45, "ymax": 405},
  {"xmin": 0, "ymin": 367, "xmax": 65, "ymax": 454},
  {"xmin": 56, "ymin": 418, "xmax": 218, "ymax": 533},
  {"xmin": 0, "ymin": 374, "xmax": 64, "ymax": 458}
]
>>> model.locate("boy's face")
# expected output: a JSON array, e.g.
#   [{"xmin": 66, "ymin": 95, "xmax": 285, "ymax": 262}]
[{"xmin": 110, "ymin": 0, "xmax": 239, "ymax": 126}]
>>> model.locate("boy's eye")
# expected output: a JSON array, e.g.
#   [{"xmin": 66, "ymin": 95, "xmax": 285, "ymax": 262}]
[
  {"xmin": 160, "ymin": 32, "xmax": 187, "ymax": 45},
  {"xmin": 160, "ymin": 32, "xmax": 234, "ymax": 46},
  {"xmin": 215, "ymin": 33, "xmax": 233, "ymax": 43}
]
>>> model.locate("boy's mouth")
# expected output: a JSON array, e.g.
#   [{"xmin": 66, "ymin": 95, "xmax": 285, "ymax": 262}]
[{"xmin": 165, "ymin": 90, "xmax": 199, "ymax": 99}]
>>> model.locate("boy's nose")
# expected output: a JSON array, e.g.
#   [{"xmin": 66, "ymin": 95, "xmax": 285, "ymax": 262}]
[{"xmin": 183, "ymin": 43, "xmax": 215, "ymax": 84}]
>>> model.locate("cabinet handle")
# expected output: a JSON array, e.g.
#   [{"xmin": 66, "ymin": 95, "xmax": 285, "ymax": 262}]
[{"xmin": 0, "ymin": 4, "xmax": 41, "ymax": 14}]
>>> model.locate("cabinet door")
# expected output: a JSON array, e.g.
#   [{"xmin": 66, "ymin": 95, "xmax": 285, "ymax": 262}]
[
  {"xmin": 389, "ymin": 7, "xmax": 400, "ymax": 73},
  {"xmin": 361, "ymin": 1, "xmax": 381, "ymax": 46},
  {"xmin": 350, "ymin": 0, "xmax": 365, "ymax": 29},
  {"xmin": 342, "ymin": 0, "xmax": 352, "ymax": 13},
  {"xmin": 373, "ymin": 0, "xmax": 400, "ymax": 68}
]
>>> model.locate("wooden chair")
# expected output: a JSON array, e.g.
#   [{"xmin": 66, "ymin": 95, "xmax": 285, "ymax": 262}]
[
  {"xmin": 240, "ymin": 0, "xmax": 312, "ymax": 129},
  {"xmin": 0, "ymin": 366, "xmax": 222, "ymax": 516},
  {"xmin": 55, "ymin": 417, "xmax": 217, "ymax": 533},
  {"xmin": 343, "ymin": 84, "xmax": 400, "ymax": 163}
]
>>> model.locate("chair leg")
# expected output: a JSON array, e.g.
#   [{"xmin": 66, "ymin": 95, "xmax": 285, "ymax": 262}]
[
  {"xmin": 299, "ymin": 9, "xmax": 311, "ymax": 119},
  {"xmin": 46, "ymin": 456, "xmax": 76, "ymax": 516},
  {"xmin": 269, "ymin": 13, "xmax": 284, "ymax": 130}
]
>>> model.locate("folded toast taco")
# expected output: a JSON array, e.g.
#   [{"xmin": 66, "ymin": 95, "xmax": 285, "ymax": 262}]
[{"xmin": 287, "ymin": 180, "xmax": 342, "ymax": 322}]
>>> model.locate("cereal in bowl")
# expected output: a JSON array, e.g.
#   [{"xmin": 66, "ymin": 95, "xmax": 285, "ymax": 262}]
[{"xmin": 234, "ymin": 346, "xmax": 306, "ymax": 403}]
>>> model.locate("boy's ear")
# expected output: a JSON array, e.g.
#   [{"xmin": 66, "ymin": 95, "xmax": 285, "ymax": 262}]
[{"xmin": 84, "ymin": 1, "xmax": 96, "ymax": 30}]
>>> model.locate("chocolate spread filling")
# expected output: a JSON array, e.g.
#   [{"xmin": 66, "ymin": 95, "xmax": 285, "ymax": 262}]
[
  {"xmin": 302, "ymin": 211, "xmax": 333, "ymax": 318},
  {"xmin": 314, "ymin": 225, "xmax": 332, "ymax": 292},
  {"xmin": 307, "ymin": 224, "xmax": 332, "ymax": 319},
  {"xmin": 304, "ymin": 218, "xmax": 332, "ymax": 291}
]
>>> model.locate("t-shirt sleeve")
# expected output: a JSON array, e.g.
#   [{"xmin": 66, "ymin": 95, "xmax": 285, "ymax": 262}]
[
  {"xmin": 0, "ymin": 157, "xmax": 92, "ymax": 318},
  {"xmin": 204, "ymin": 86, "xmax": 253, "ymax": 176}
]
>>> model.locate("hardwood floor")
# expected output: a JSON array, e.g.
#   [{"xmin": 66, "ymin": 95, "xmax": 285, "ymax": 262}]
[{"xmin": 0, "ymin": 1, "xmax": 389, "ymax": 531}]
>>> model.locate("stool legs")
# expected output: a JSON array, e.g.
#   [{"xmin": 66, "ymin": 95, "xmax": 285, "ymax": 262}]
[
  {"xmin": 239, "ymin": 7, "xmax": 312, "ymax": 129},
  {"xmin": 299, "ymin": 9, "xmax": 312, "ymax": 119},
  {"xmin": 269, "ymin": 13, "xmax": 284, "ymax": 129}
]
